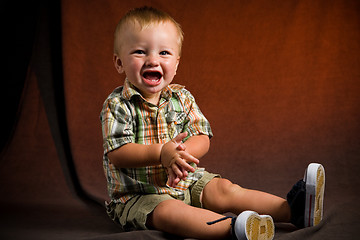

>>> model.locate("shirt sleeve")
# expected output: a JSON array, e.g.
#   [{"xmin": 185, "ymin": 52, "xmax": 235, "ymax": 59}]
[
  {"xmin": 100, "ymin": 96, "xmax": 135, "ymax": 154},
  {"xmin": 180, "ymin": 89, "xmax": 213, "ymax": 140}
]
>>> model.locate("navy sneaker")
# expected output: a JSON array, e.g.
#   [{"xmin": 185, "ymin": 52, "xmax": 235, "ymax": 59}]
[
  {"xmin": 287, "ymin": 163, "xmax": 325, "ymax": 228},
  {"xmin": 207, "ymin": 211, "xmax": 274, "ymax": 240}
]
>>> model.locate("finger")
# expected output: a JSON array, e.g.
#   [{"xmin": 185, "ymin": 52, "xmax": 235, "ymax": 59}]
[
  {"xmin": 179, "ymin": 151, "xmax": 199, "ymax": 165},
  {"xmin": 167, "ymin": 168, "xmax": 177, "ymax": 187},
  {"xmin": 175, "ymin": 162, "xmax": 188, "ymax": 179},
  {"xmin": 172, "ymin": 176, "xmax": 181, "ymax": 187},
  {"xmin": 172, "ymin": 132, "xmax": 188, "ymax": 145},
  {"xmin": 168, "ymin": 162, "xmax": 187, "ymax": 186},
  {"xmin": 174, "ymin": 155, "xmax": 196, "ymax": 173},
  {"xmin": 176, "ymin": 143, "xmax": 186, "ymax": 151},
  {"xmin": 176, "ymin": 159, "xmax": 196, "ymax": 173},
  {"xmin": 169, "ymin": 177, "xmax": 179, "ymax": 188},
  {"xmin": 171, "ymin": 163, "xmax": 184, "ymax": 179},
  {"xmin": 181, "ymin": 169, "xmax": 188, "ymax": 180}
]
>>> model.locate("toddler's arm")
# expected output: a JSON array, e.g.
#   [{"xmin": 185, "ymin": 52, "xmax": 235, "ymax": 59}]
[
  {"xmin": 106, "ymin": 133, "xmax": 200, "ymax": 175},
  {"xmin": 107, "ymin": 142, "xmax": 164, "ymax": 168},
  {"xmin": 106, "ymin": 132, "xmax": 209, "ymax": 187}
]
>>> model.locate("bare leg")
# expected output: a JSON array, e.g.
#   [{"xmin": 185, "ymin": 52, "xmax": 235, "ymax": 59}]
[
  {"xmin": 202, "ymin": 178, "xmax": 291, "ymax": 222},
  {"xmin": 147, "ymin": 199, "xmax": 231, "ymax": 239}
]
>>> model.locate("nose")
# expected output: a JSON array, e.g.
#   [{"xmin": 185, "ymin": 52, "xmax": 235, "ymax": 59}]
[{"xmin": 145, "ymin": 53, "xmax": 159, "ymax": 67}]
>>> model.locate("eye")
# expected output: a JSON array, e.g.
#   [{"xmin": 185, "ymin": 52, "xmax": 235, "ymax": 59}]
[
  {"xmin": 133, "ymin": 50, "xmax": 145, "ymax": 55},
  {"xmin": 159, "ymin": 51, "xmax": 170, "ymax": 56}
]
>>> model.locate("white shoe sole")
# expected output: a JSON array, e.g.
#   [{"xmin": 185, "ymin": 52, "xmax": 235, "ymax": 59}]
[
  {"xmin": 304, "ymin": 163, "xmax": 325, "ymax": 227},
  {"xmin": 234, "ymin": 211, "xmax": 274, "ymax": 240}
]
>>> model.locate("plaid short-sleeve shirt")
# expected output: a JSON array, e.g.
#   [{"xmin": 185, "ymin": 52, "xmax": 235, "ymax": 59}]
[{"xmin": 101, "ymin": 79, "xmax": 213, "ymax": 203}]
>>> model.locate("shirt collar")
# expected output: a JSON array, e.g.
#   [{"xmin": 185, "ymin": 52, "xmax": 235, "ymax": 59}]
[
  {"xmin": 121, "ymin": 79, "xmax": 140, "ymax": 100},
  {"xmin": 121, "ymin": 78, "xmax": 185, "ymax": 102}
]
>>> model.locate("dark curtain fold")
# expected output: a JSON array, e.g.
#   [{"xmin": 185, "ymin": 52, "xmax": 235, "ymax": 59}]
[
  {"xmin": 1, "ymin": 1, "xmax": 38, "ymax": 152},
  {"xmin": 30, "ymin": 0, "xmax": 89, "ymax": 202},
  {"xmin": 1, "ymin": 0, "xmax": 95, "ymax": 203}
]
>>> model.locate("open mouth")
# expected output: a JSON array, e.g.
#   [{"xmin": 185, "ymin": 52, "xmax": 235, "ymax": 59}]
[
  {"xmin": 142, "ymin": 71, "xmax": 163, "ymax": 86},
  {"xmin": 142, "ymin": 71, "xmax": 162, "ymax": 81}
]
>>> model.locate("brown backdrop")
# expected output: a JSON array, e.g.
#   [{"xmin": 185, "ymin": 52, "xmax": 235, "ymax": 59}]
[
  {"xmin": 62, "ymin": 0, "xmax": 360, "ymax": 204},
  {"xmin": 1, "ymin": 0, "xmax": 359, "ymax": 239}
]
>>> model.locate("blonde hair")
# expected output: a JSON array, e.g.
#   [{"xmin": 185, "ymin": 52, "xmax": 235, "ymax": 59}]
[{"xmin": 114, "ymin": 6, "xmax": 184, "ymax": 55}]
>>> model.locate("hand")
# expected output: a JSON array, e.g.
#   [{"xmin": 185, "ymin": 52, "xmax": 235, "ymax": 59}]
[
  {"xmin": 167, "ymin": 143, "xmax": 190, "ymax": 187},
  {"xmin": 160, "ymin": 132, "xmax": 199, "ymax": 186}
]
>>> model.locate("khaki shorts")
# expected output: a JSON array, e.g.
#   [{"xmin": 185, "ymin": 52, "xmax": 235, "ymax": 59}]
[{"xmin": 106, "ymin": 171, "xmax": 220, "ymax": 231}]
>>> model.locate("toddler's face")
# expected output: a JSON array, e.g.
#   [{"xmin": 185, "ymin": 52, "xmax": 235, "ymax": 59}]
[{"xmin": 114, "ymin": 21, "xmax": 181, "ymax": 105}]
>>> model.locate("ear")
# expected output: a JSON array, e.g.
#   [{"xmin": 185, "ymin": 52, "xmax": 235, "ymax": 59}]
[
  {"xmin": 174, "ymin": 56, "xmax": 180, "ymax": 75},
  {"xmin": 113, "ymin": 54, "xmax": 124, "ymax": 74}
]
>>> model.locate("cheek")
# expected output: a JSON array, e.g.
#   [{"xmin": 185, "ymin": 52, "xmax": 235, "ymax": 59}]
[
  {"xmin": 163, "ymin": 61, "xmax": 179, "ymax": 75},
  {"xmin": 125, "ymin": 60, "xmax": 142, "ymax": 74}
]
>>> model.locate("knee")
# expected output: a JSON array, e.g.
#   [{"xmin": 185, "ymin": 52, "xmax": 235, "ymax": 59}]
[
  {"xmin": 217, "ymin": 178, "xmax": 243, "ymax": 196},
  {"xmin": 205, "ymin": 178, "xmax": 243, "ymax": 195},
  {"xmin": 148, "ymin": 199, "xmax": 185, "ymax": 228},
  {"xmin": 203, "ymin": 178, "xmax": 244, "ymax": 211}
]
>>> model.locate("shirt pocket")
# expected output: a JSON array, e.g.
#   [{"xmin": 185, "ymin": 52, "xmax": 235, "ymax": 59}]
[{"xmin": 165, "ymin": 111, "xmax": 187, "ymax": 139}]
